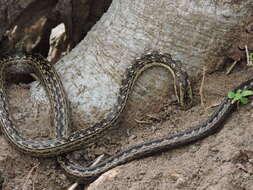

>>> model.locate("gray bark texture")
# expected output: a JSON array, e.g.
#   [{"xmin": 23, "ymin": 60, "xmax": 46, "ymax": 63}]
[{"xmin": 31, "ymin": 0, "xmax": 253, "ymax": 129}]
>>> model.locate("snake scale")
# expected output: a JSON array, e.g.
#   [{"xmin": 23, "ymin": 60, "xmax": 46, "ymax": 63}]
[{"xmin": 0, "ymin": 51, "xmax": 252, "ymax": 182}]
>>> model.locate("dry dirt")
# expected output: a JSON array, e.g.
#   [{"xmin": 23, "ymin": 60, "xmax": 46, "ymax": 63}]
[{"xmin": 0, "ymin": 63, "xmax": 252, "ymax": 190}]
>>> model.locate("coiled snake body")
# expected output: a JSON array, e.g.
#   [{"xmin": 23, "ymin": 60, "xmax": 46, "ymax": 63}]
[{"xmin": 0, "ymin": 51, "xmax": 251, "ymax": 182}]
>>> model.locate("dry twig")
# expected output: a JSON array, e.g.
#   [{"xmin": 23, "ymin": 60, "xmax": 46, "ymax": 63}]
[
  {"xmin": 226, "ymin": 60, "xmax": 238, "ymax": 75},
  {"xmin": 68, "ymin": 154, "xmax": 106, "ymax": 190},
  {"xmin": 245, "ymin": 45, "xmax": 251, "ymax": 66},
  {"xmin": 68, "ymin": 182, "xmax": 79, "ymax": 190},
  {"xmin": 21, "ymin": 163, "xmax": 39, "ymax": 190},
  {"xmin": 199, "ymin": 66, "xmax": 207, "ymax": 109}
]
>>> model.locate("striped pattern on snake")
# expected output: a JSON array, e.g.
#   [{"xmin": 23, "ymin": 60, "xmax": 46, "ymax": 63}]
[{"xmin": 0, "ymin": 51, "xmax": 192, "ymax": 182}]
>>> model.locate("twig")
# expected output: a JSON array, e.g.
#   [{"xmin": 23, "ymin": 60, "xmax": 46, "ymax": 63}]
[
  {"xmin": 135, "ymin": 118, "xmax": 151, "ymax": 124},
  {"xmin": 241, "ymin": 149, "xmax": 253, "ymax": 154},
  {"xmin": 68, "ymin": 154, "xmax": 106, "ymax": 190},
  {"xmin": 146, "ymin": 114, "xmax": 160, "ymax": 121},
  {"xmin": 199, "ymin": 66, "xmax": 207, "ymax": 109},
  {"xmin": 205, "ymin": 100, "xmax": 221, "ymax": 110},
  {"xmin": 245, "ymin": 45, "xmax": 251, "ymax": 66},
  {"xmin": 68, "ymin": 182, "xmax": 79, "ymax": 190},
  {"xmin": 22, "ymin": 163, "xmax": 39, "ymax": 190},
  {"xmin": 226, "ymin": 60, "xmax": 238, "ymax": 75},
  {"xmin": 32, "ymin": 168, "xmax": 38, "ymax": 190},
  {"xmin": 236, "ymin": 163, "xmax": 253, "ymax": 175},
  {"xmin": 90, "ymin": 154, "xmax": 106, "ymax": 167}
]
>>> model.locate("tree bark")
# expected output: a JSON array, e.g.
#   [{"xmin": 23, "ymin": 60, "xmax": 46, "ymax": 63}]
[{"xmin": 31, "ymin": 0, "xmax": 253, "ymax": 128}]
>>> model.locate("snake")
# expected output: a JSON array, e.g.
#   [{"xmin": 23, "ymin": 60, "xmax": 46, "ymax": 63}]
[{"xmin": 0, "ymin": 51, "xmax": 251, "ymax": 183}]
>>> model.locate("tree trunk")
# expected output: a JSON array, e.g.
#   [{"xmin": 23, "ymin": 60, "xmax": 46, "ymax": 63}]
[{"xmin": 32, "ymin": 0, "xmax": 253, "ymax": 128}]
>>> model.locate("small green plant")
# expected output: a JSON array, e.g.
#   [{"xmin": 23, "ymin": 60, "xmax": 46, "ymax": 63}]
[
  {"xmin": 228, "ymin": 89, "xmax": 253, "ymax": 104},
  {"xmin": 250, "ymin": 53, "xmax": 253, "ymax": 62},
  {"xmin": 248, "ymin": 53, "xmax": 253, "ymax": 66}
]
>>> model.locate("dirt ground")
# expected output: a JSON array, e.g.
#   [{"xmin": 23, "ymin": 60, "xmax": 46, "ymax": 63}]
[{"xmin": 0, "ymin": 63, "xmax": 252, "ymax": 190}]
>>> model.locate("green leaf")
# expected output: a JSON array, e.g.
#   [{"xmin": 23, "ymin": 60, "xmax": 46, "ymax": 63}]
[
  {"xmin": 240, "ymin": 97, "xmax": 249, "ymax": 104},
  {"xmin": 241, "ymin": 90, "xmax": 253, "ymax": 97},
  {"xmin": 250, "ymin": 53, "xmax": 253, "ymax": 61},
  {"xmin": 234, "ymin": 93, "xmax": 242, "ymax": 100},
  {"xmin": 236, "ymin": 89, "xmax": 242, "ymax": 94},
  {"xmin": 228, "ymin": 92, "xmax": 235, "ymax": 99}
]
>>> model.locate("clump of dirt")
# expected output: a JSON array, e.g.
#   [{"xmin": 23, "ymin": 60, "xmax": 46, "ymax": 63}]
[{"xmin": 0, "ymin": 64, "xmax": 252, "ymax": 190}]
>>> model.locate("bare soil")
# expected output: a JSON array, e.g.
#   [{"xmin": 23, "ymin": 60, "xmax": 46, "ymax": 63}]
[{"xmin": 0, "ymin": 63, "xmax": 252, "ymax": 190}]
